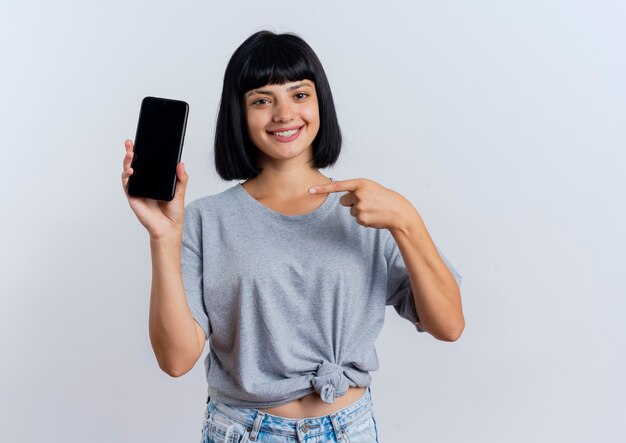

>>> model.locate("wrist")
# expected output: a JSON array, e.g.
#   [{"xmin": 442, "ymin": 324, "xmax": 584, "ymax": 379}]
[
  {"xmin": 150, "ymin": 233, "xmax": 182, "ymax": 250},
  {"xmin": 389, "ymin": 209, "xmax": 423, "ymax": 237}
]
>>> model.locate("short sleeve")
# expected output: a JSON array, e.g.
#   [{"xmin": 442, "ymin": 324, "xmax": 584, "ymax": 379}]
[
  {"xmin": 385, "ymin": 234, "xmax": 463, "ymax": 333},
  {"xmin": 181, "ymin": 204, "xmax": 211, "ymax": 340}
]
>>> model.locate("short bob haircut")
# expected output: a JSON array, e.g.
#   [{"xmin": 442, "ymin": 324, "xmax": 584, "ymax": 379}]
[{"xmin": 214, "ymin": 30, "xmax": 342, "ymax": 181}]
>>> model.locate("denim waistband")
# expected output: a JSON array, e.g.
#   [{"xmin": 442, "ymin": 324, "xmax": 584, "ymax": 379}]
[{"xmin": 207, "ymin": 387, "xmax": 373, "ymax": 439}]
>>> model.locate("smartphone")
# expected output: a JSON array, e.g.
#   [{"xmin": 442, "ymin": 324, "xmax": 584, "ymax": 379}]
[{"xmin": 127, "ymin": 96, "xmax": 189, "ymax": 201}]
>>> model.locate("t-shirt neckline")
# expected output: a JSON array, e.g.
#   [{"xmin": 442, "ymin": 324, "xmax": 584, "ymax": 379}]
[{"xmin": 233, "ymin": 177, "xmax": 338, "ymax": 223}]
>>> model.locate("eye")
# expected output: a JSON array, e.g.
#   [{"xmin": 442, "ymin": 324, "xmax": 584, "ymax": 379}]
[
  {"xmin": 252, "ymin": 98, "xmax": 269, "ymax": 106},
  {"xmin": 295, "ymin": 92, "xmax": 309, "ymax": 99}
]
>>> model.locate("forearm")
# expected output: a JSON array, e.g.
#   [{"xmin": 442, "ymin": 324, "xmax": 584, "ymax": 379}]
[
  {"xmin": 148, "ymin": 235, "xmax": 200, "ymax": 376},
  {"xmin": 389, "ymin": 211, "xmax": 464, "ymax": 341}
]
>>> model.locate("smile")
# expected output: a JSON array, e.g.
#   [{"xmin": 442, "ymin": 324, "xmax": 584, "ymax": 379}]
[{"xmin": 266, "ymin": 126, "xmax": 304, "ymax": 142}]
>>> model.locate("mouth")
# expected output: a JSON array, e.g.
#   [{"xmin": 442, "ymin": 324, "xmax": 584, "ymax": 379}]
[{"xmin": 266, "ymin": 125, "xmax": 304, "ymax": 142}]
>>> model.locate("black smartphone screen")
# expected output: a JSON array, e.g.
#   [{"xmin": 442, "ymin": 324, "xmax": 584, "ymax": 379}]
[{"xmin": 127, "ymin": 96, "xmax": 189, "ymax": 201}]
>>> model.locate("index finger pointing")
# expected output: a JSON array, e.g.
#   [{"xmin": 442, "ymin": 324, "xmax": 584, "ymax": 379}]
[{"xmin": 308, "ymin": 179, "xmax": 361, "ymax": 194}]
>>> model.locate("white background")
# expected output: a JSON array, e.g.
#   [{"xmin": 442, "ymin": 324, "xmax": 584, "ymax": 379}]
[{"xmin": 1, "ymin": 1, "xmax": 624, "ymax": 442}]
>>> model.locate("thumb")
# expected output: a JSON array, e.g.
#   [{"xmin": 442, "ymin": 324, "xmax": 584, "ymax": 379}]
[
  {"xmin": 175, "ymin": 162, "xmax": 188, "ymax": 192},
  {"xmin": 177, "ymin": 162, "xmax": 188, "ymax": 180}
]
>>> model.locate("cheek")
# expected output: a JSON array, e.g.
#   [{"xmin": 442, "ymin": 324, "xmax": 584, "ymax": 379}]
[
  {"xmin": 245, "ymin": 115, "xmax": 264, "ymax": 137},
  {"xmin": 303, "ymin": 107, "xmax": 320, "ymax": 129}
]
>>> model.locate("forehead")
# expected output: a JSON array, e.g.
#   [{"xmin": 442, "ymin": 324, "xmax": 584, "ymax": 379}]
[{"xmin": 245, "ymin": 80, "xmax": 315, "ymax": 97}]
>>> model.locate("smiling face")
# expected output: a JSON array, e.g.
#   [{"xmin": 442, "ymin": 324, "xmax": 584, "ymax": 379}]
[{"xmin": 243, "ymin": 79, "xmax": 320, "ymax": 166}]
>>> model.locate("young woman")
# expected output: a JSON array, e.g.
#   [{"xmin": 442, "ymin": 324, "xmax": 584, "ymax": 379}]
[{"xmin": 122, "ymin": 30, "xmax": 464, "ymax": 443}]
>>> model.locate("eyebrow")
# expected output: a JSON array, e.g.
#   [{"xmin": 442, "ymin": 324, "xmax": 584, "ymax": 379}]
[{"xmin": 246, "ymin": 82, "xmax": 312, "ymax": 97}]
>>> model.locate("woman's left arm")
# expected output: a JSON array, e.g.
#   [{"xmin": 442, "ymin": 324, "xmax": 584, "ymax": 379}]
[
  {"xmin": 387, "ymin": 210, "xmax": 464, "ymax": 341},
  {"xmin": 309, "ymin": 178, "xmax": 464, "ymax": 341}
]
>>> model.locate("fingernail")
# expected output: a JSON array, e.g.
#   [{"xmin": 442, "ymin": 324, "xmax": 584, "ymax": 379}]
[{"xmin": 308, "ymin": 188, "xmax": 316, "ymax": 194}]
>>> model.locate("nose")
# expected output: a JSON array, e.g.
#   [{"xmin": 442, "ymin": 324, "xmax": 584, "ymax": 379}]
[{"xmin": 273, "ymin": 100, "xmax": 294, "ymax": 123}]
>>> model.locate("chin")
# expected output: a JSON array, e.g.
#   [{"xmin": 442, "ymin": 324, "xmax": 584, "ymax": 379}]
[{"xmin": 266, "ymin": 145, "xmax": 311, "ymax": 161}]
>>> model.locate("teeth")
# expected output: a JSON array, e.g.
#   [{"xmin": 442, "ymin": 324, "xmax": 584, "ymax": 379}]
[{"xmin": 273, "ymin": 128, "xmax": 299, "ymax": 137}]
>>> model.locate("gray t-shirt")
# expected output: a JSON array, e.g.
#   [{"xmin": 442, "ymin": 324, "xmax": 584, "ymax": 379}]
[{"xmin": 181, "ymin": 179, "xmax": 463, "ymax": 408}]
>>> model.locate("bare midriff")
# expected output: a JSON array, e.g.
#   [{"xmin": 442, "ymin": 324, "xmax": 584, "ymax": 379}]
[{"xmin": 257, "ymin": 386, "xmax": 367, "ymax": 419}]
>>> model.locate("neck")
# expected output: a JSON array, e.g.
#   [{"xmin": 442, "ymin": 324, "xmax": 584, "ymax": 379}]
[{"xmin": 242, "ymin": 169, "xmax": 331, "ymax": 200}]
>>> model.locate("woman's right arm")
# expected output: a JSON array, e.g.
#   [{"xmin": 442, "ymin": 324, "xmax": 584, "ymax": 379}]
[
  {"xmin": 148, "ymin": 235, "xmax": 205, "ymax": 377},
  {"xmin": 121, "ymin": 139, "xmax": 205, "ymax": 377}
]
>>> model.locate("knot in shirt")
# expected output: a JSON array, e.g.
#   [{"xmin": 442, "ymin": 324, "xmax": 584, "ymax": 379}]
[{"xmin": 311, "ymin": 361, "xmax": 350, "ymax": 404}]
